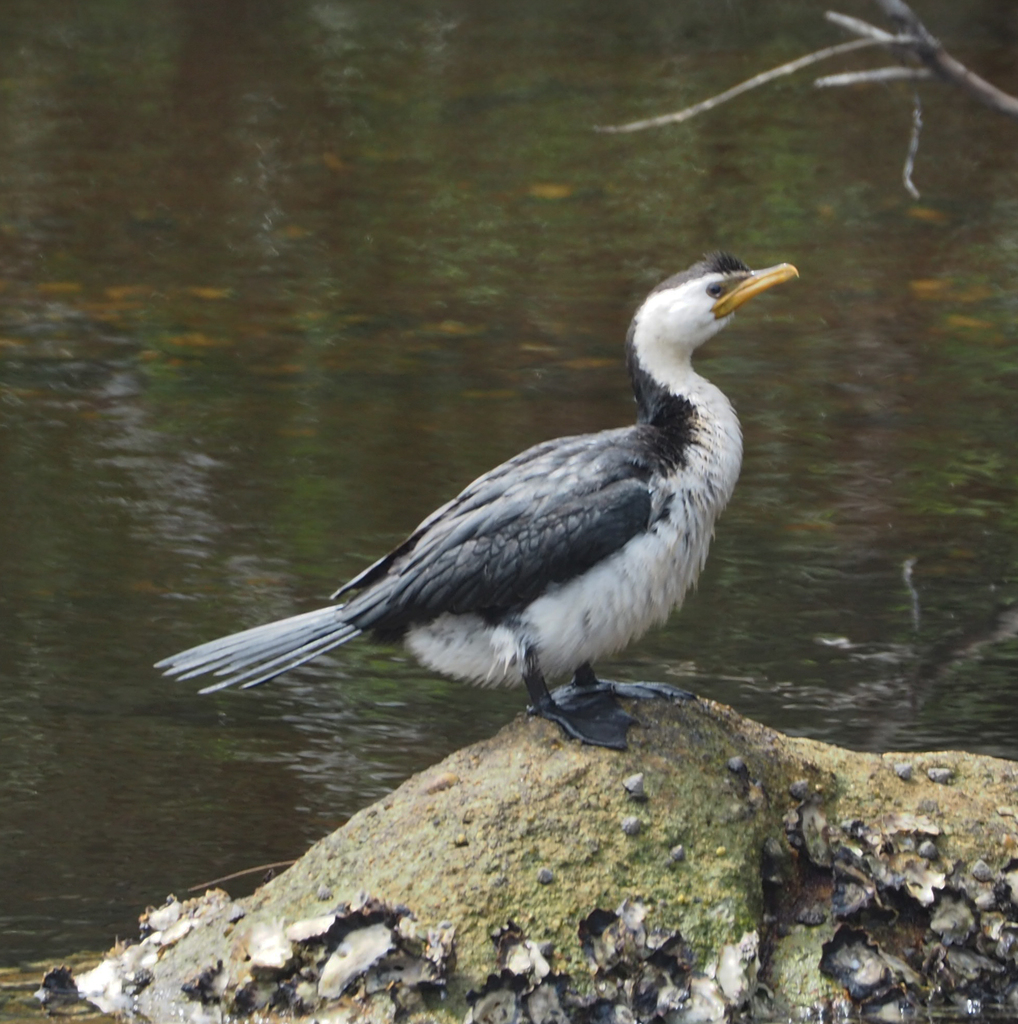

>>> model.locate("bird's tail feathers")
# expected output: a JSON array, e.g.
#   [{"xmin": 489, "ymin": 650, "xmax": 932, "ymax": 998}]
[{"xmin": 155, "ymin": 606, "xmax": 360, "ymax": 693}]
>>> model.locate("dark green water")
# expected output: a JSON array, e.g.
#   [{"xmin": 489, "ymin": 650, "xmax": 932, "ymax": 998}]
[{"xmin": 1, "ymin": 0, "xmax": 1017, "ymax": 972}]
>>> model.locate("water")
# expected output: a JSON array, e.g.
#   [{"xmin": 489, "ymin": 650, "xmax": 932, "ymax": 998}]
[{"xmin": 1, "ymin": 0, "xmax": 1018, "ymax": 977}]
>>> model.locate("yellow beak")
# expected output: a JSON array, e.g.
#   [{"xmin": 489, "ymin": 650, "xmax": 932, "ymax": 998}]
[{"xmin": 711, "ymin": 262, "xmax": 799, "ymax": 319}]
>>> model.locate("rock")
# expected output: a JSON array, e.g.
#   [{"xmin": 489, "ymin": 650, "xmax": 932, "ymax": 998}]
[
  {"xmin": 795, "ymin": 905, "xmax": 827, "ymax": 927},
  {"xmin": 761, "ymin": 838, "xmax": 790, "ymax": 889},
  {"xmin": 820, "ymin": 927, "xmax": 893, "ymax": 1002},
  {"xmin": 972, "ymin": 859, "xmax": 994, "ymax": 883},
  {"xmin": 789, "ymin": 779, "xmax": 809, "ymax": 800},
  {"xmin": 930, "ymin": 894, "xmax": 976, "ymax": 945},
  {"xmin": 492, "ymin": 920, "xmax": 550, "ymax": 980},
  {"xmin": 34, "ymin": 966, "xmax": 79, "ymax": 1009},
  {"xmin": 180, "ymin": 960, "xmax": 225, "ymax": 1004},
  {"xmin": 928, "ymin": 767, "xmax": 954, "ymax": 785},
  {"xmin": 244, "ymin": 920, "xmax": 293, "ymax": 970},
  {"xmin": 881, "ymin": 811, "xmax": 938, "ymax": 836},
  {"xmin": 894, "ymin": 762, "xmax": 913, "ymax": 781},
  {"xmin": 285, "ymin": 911, "xmax": 339, "ymax": 942},
  {"xmin": 623, "ymin": 772, "xmax": 646, "ymax": 800},
  {"xmin": 61, "ymin": 698, "xmax": 1018, "ymax": 1022},
  {"xmin": 317, "ymin": 923, "xmax": 392, "ymax": 998},
  {"xmin": 974, "ymin": 890, "xmax": 996, "ymax": 912},
  {"xmin": 799, "ymin": 799, "xmax": 832, "ymax": 867},
  {"xmin": 141, "ymin": 897, "xmax": 183, "ymax": 935},
  {"xmin": 74, "ymin": 958, "xmax": 133, "ymax": 1015},
  {"xmin": 716, "ymin": 930, "xmax": 759, "ymax": 1006}
]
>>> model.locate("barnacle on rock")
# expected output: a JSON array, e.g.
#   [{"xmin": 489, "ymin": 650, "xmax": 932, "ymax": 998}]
[
  {"xmin": 466, "ymin": 902, "xmax": 745, "ymax": 1024},
  {"xmin": 819, "ymin": 927, "xmax": 896, "ymax": 1003}
]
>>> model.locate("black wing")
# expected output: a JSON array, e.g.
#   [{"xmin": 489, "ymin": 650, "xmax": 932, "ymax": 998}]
[{"xmin": 336, "ymin": 427, "xmax": 671, "ymax": 633}]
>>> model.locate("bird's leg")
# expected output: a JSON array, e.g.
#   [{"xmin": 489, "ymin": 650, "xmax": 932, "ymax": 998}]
[
  {"xmin": 566, "ymin": 661, "xmax": 695, "ymax": 702},
  {"xmin": 523, "ymin": 653, "xmax": 635, "ymax": 750},
  {"xmin": 571, "ymin": 662, "xmax": 600, "ymax": 688},
  {"xmin": 521, "ymin": 658, "xmax": 556, "ymax": 715}
]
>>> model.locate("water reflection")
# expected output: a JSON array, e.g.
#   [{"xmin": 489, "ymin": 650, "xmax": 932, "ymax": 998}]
[{"xmin": 1, "ymin": 0, "xmax": 1017, "ymax": 967}]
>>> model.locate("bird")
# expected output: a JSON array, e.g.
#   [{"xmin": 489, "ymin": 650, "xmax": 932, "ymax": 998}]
[{"xmin": 157, "ymin": 253, "xmax": 797, "ymax": 750}]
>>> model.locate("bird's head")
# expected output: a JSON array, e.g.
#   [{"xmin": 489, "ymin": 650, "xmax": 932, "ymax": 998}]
[{"xmin": 627, "ymin": 252, "xmax": 798, "ymax": 392}]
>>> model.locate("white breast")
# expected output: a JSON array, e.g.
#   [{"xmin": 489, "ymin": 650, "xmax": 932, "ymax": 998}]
[{"xmin": 405, "ymin": 382, "xmax": 742, "ymax": 688}]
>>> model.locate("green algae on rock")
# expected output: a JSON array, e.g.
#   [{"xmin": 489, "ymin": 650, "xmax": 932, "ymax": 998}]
[{"xmin": 63, "ymin": 697, "xmax": 1018, "ymax": 1021}]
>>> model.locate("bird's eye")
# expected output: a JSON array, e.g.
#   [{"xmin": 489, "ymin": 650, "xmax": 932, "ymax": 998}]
[{"xmin": 706, "ymin": 282, "xmax": 723, "ymax": 298}]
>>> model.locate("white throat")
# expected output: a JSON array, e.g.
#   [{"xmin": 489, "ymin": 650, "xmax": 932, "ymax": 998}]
[{"xmin": 629, "ymin": 282, "xmax": 730, "ymax": 397}]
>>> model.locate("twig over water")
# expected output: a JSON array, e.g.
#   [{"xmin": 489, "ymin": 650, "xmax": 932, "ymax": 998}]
[
  {"xmin": 595, "ymin": 38, "xmax": 885, "ymax": 134},
  {"xmin": 814, "ymin": 67, "xmax": 931, "ymax": 88},
  {"xmin": 871, "ymin": 0, "xmax": 1018, "ymax": 120},
  {"xmin": 598, "ymin": 0, "xmax": 1018, "ymax": 136},
  {"xmin": 188, "ymin": 859, "xmax": 296, "ymax": 892},
  {"xmin": 902, "ymin": 91, "xmax": 923, "ymax": 199}
]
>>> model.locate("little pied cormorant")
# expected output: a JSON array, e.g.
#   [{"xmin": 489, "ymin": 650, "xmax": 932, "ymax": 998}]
[{"xmin": 157, "ymin": 253, "xmax": 798, "ymax": 749}]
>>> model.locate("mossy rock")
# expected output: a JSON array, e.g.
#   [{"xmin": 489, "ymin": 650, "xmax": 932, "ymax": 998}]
[{"xmin": 68, "ymin": 697, "xmax": 1018, "ymax": 1021}]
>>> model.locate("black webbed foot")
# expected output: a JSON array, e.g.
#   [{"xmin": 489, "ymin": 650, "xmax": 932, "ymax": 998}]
[
  {"xmin": 529, "ymin": 689, "xmax": 635, "ymax": 750},
  {"xmin": 602, "ymin": 680, "xmax": 695, "ymax": 702},
  {"xmin": 523, "ymin": 660, "xmax": 694, "ymax": 750},
  {"xmin": 569, "ymin": 663, "xmax": 695, "ymax": 703}
]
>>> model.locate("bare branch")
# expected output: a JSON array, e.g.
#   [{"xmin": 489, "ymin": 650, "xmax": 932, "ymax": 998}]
[
  {"xmin": 903, "ymin": 92, "xmax": 923, "ymax": 199},
  {"xmin": 187, "ymin": 859, "xmax": 296, "ymax": 892},
  {"xmin": 924, "ymin": 48, "xmax": 1018, "ymax": 120},
  {"xmin": 871, "ymin": 0, "xmax": 1018, "ymax": 120},
  {"xmin": 815, "ymin": 67, "xmax": 932, "ymax": 88},
  {"xmin": 596, "ymin": 38, "xmax": 884, "ymax": 134},
  {"xmin": 825, "ymin": 11, "xmax": 898, "ymax": 43},
  {"xmin": 871, "ymin": 0, "xmax": 938, "ymax": 42}
]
